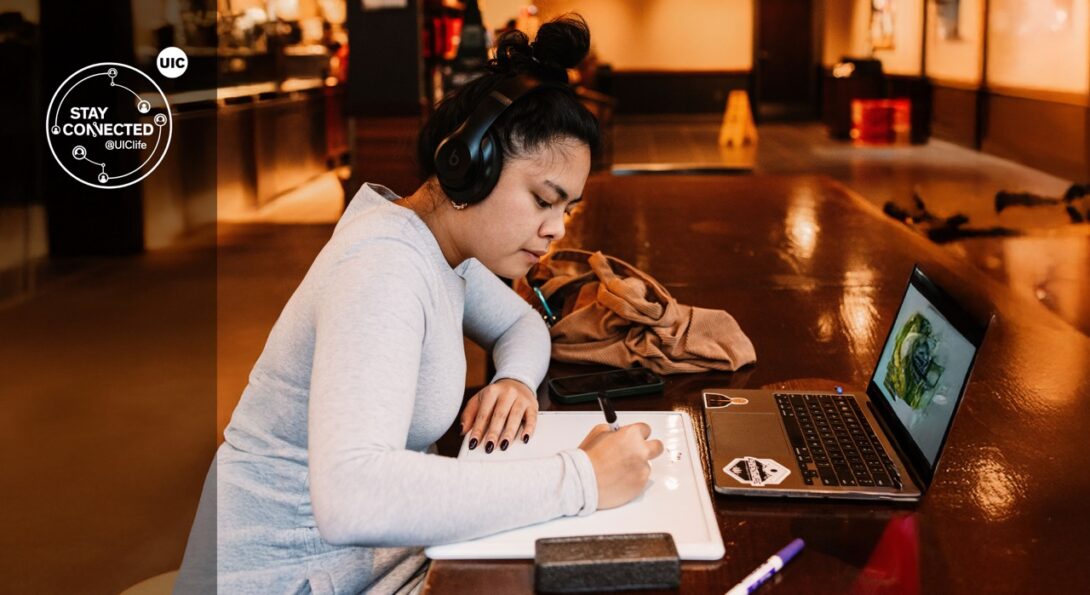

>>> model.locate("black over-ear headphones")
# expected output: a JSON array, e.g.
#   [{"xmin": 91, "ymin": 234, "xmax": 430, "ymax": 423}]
[{"xmin": 434, "ymin": 75, "xmax": 556, "ymax": 207}]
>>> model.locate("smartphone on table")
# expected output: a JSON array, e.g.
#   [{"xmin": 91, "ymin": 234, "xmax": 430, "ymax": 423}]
[{"xmin": 547, "ymin": 367, "xmax": 665, "ymax": 404}]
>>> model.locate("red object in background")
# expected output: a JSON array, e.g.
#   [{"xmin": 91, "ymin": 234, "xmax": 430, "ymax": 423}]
[
  {"xmin": 424, "ymin": 15, "xmax": 463, "ymax": 60},
  {"xmin": 445, "ymin": 17, "xmax": 462, "ymax": 59},
  {"xmin": 851, "ymin": 98, "xmax": 911, "ymax": 144},
  {"xmin": 849, "ymin": 514, "xmax": 921, "ymax": 595}
]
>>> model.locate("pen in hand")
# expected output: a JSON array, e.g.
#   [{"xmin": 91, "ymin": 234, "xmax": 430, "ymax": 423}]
[{"xmin": 596, "ymin": 391, "xmax": 620, "ymax": 432}]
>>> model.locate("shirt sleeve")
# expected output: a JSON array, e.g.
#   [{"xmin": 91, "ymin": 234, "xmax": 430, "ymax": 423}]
[
  {"xmin": 460, "ymin": 259, "xmax": 552, "ymax": 391},
  {"xmin": 308, "ymin": 241, "xmax": 596, "ymax": 547}
]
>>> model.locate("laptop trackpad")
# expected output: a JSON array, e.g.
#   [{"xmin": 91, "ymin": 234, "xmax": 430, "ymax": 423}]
[
  {"xmin": 710, "ymin": 412, "xmax": 797, "ymax": 488},
  {"xmin": 719, "ymin": 413, "xmax": 792, "ymax": 461}
]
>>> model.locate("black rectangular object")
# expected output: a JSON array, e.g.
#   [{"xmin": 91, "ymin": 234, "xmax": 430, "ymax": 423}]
[
  {"xmin": 548, "ymin": 368, "xmax": 664, "ymax": 404},
  {"xmin": 534, "ymin": 533, "xmax": 680, "ymax": 593}
]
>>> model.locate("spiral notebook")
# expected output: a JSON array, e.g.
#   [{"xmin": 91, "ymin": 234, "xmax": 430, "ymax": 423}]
[{"xmin": 424, "ymin": 410, "xmax": 724, "ymax": 561}]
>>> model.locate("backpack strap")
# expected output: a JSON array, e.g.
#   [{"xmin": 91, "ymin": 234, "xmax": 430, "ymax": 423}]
[
  {"xmin": 546, "ymin": 249, "xmax": 673, "ymax": 298},
  {"xmin": 532, "ymin": 250, "xmax": 676, "ymax": 320}
]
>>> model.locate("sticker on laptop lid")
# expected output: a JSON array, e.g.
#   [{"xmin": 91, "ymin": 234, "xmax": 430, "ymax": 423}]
[{"xmin": 724, "ymin": 456, "xmax": 791, "ymax": 486}]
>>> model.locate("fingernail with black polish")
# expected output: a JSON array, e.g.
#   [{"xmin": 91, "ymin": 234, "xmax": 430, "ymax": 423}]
[
  {"xmin": 500, "ymin": 439, "xmax": 509, "ymax": 451},
  {"xmin": 468, "ymin": 438, "xmax": 478, "ymax": 450},
  {"xmin": 522, "ymin": 434, "xmax": 530, "ymax": 444},
  {"xmin": 485, "ymin": 441, "xmax": 495, "ymax": 454}
]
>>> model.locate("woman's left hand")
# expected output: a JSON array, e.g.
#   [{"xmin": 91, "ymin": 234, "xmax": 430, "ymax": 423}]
[{"xmin": 461, "ymin": 378, "xmax": 539, "ymax": 454}]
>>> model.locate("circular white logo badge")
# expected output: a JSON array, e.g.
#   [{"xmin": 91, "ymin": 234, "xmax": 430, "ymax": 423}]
[
  {"xmin": 156, "ymin": 47, "xmax": 188, "ymax": 79},
  {"xmin": 45, "ymin": 62, "xmax": 172, "ymax": 189}
]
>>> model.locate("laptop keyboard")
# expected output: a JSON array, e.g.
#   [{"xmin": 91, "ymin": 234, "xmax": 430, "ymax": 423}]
[{"xmin": 774, "ymin": 393, "xmax": 903, "ymax": 489}]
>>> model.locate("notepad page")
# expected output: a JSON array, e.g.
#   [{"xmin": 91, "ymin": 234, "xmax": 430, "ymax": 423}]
[{"xmin": 424, "ymin": 411, "xmax": 724, "ymax": 561}]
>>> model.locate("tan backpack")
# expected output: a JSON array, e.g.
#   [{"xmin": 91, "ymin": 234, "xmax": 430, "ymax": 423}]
[{"xmin": 514, "ymin": 249, "xmax": 756, "ymax": 374}]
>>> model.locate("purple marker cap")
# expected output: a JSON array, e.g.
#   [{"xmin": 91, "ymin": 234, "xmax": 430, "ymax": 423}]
[{"xmin": 775, "ymin": 538, "xmax": 805, "ymax": 564}]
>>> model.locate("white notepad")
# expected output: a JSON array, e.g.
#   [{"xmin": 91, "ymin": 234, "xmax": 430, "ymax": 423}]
[{"xmin": 424, "ymin": 410, "xmax": 724, "ymax": 561}]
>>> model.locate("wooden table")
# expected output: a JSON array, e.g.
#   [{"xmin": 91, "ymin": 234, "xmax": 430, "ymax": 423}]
[{"xmin": 424, "ymin": 175, "xmax": 1090, "ymax": 594}]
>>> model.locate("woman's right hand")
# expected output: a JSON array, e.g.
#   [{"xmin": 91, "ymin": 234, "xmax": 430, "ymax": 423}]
[{"xmin": 579, "ymin": 423, "xmax": 664, "ymax": 510}]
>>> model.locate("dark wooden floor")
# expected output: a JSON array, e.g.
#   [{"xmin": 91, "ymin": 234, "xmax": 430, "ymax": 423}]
[{"xmin": 0, "ymin": 232, "xmax": 217, "ymax": 594}]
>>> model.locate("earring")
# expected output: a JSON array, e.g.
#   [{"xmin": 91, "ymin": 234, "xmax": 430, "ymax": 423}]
[{"xmin": 450, "ymin": 200, "xmax": 468, "ymax": 210}]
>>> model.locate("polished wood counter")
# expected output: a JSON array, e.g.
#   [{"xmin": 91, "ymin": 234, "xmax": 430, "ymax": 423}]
[{"xmin": 424, "ymin": 174, "xmax": 1090, "ymax": 594}]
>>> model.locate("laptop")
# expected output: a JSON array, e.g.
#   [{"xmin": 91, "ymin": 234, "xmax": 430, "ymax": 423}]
[{"xmin": 703, "ymin": 266, "xmax": 989, "ymax": 501}]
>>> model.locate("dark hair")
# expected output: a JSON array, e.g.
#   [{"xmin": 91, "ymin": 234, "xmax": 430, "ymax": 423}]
[{"xmin": 417, "ymin": 14, "xmax": 600, "ymax": 182}]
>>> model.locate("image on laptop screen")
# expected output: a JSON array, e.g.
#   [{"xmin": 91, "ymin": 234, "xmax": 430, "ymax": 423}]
[{"xmin": 873, "ymin": 283, "xmax": 978, "ymax": 465}]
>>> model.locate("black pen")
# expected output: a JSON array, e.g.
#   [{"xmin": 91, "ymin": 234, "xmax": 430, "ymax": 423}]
[{"xmin": 596, "ymin": 391, "xmax": 620, "ymax": 432}]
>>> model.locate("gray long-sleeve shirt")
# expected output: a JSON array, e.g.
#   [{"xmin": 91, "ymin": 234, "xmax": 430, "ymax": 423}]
[{"xmin": 176, "ymin": 183, "xmax": 598, "ymax": 595}]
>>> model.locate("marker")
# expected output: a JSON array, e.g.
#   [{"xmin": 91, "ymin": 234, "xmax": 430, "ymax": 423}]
[
  {"xmin": 532, "ymin": 286, "xmax": 557, "ymax": 326},
  {"xmin": 725, "ymin": 538, "xmax": 804, "ymax": 595},
  {"xmin": 596, "ymin": 391, "xmax": 620, "ymax": 432}
]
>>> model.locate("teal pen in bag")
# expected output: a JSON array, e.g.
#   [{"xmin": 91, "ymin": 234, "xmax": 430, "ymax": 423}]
[{"xmin": 532, "ymin": 286, "xmax": 558, "ymax": 327}]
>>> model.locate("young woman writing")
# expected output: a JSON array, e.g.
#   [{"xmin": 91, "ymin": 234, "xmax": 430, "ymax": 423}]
[{"xmin": 176, "ymin": 15, "xmax": 662, "ymax": 594}]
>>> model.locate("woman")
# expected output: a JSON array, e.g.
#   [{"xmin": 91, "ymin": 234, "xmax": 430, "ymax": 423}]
[{"xmin": 177, "ymin": 15, "xmax": 663, "ymax": 595}]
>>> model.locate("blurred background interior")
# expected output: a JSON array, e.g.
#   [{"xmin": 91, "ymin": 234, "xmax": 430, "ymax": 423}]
[{"xmin": 1, "ymin": 0, "xmax": 1088, "ymax": 593}]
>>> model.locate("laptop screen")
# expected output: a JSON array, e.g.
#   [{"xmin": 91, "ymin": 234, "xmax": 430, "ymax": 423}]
[{"xmin": 871, "ymin": 273, "xmax": 983, "ymax": 468}]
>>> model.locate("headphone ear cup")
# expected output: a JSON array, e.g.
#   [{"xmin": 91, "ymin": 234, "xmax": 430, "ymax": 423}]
[
  {"xmin": 470, "ymin": 129, "xmax": 504, "ymax": 204},
  {"xmin": 435, "ymin": 137, "xmax": 473, "ymax": 195},
  {"xmin": 447, "ymin": 129, "xmax": 502, "ymax": 206}
]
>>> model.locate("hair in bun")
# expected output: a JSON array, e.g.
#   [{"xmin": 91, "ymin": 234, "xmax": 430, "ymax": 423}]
[
  {"xmin": 490, "ymin": 14, "xmax": 591, "ymax": 83},
  {"xmin": 417, "ymin": 14, "xmax": 600, "ymax": 183}
]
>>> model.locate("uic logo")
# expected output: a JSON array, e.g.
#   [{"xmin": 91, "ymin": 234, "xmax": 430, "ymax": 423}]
[
  {"xmin": 45, "ymin": 62, "xmax": 173, "ymax": 189},
  {"xmin": 157, "ymin": 47, "xmax": 188, "ymax": 79}
]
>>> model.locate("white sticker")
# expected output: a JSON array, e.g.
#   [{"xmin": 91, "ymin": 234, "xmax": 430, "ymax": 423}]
[
  {"xmin": 724, "ymin": 457, "xmax": 791, "ymax": 486},
  {"xmin": 703, "ymin": 392, "xmax": 749, "ymax": 409}
]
